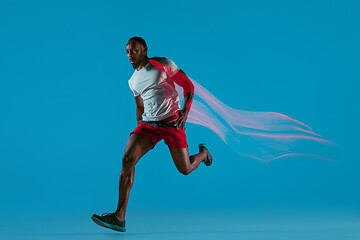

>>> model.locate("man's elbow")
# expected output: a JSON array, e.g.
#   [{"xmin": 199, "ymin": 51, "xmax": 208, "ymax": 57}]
[
  {"xmin": 179, "ymin": 71, "xmax": 194, "ymax": 94},
  {"xmin": 137, "ymin": 106, "xmax": 144, "ymax": 113},
  {"xmin": 188, "ymin": 81, "xmax": 194, "ymax": 94}
]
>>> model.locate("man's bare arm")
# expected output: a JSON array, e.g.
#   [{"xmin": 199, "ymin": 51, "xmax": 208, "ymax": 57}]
[{"xmin": 134, "ymin": 95, "xmax": 144, "ymax": 124}]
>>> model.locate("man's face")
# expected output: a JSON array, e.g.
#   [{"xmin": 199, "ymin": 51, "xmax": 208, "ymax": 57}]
[{"xmin": 126, "ymin": 41, "xmax": 147, "ymax": 69}]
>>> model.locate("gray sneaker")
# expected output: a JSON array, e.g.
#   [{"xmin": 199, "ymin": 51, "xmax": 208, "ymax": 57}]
[
  {"xmin": 91, "ymin": 212, "xmax": 126, "ymax": 232},
  {"xmin": 199, "ymin": 143, "xmax": 213, "ymax": 166}
]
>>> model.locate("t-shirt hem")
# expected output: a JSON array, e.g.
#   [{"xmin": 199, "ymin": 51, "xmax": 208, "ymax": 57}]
[{"xmin": 142, "ymin": 111, "xmax": 179, "ymax": 122}]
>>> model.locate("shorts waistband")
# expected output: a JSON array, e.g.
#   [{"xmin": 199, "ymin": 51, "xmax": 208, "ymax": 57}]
[{"xmin": 140, "ymin": 120, "xmax": 177, "ymax": 128}]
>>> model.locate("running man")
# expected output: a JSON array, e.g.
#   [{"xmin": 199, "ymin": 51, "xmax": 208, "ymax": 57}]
[{"xmin": 91, "ymin": 36, "xmax": 212, "ymax": 232}]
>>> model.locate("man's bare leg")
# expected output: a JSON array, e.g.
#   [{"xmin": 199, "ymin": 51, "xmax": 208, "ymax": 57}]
[
  {"xmin": 115, "ymin": 133, "xmax": 154, "ymax": 221},
  {"xmin": 168, "ymin": 147, "xmax": 208, "ymax": 175}
]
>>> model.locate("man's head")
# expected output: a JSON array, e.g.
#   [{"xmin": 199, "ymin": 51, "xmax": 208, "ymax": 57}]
[{"xmin": 126, "ymin": 36, "xmax": 148, "ymax": 70}]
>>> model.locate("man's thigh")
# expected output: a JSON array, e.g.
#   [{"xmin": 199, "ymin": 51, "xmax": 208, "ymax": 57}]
[{"xmin": 123, "ymin": 133, "xmax": 154, "ymax": 162}]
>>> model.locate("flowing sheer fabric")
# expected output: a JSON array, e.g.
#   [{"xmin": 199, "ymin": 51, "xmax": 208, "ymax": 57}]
[
  {"xmin": 176, "ymin": 80, "xmax": 336, "ymax": 162},
  {"xmin": 148, "ymin": 58, "xmax": 335, "ymax": 162}
]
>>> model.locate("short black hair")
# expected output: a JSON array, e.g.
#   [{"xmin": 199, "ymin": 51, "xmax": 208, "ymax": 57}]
[{"xmin": 128, "ymin": 36, "xmax": 147, "ymax": 47}]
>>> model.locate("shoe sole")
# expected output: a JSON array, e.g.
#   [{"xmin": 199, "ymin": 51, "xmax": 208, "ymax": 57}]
[{"xmin": 91, "ymin": 215, "xmax": 126, "ymax": 232}]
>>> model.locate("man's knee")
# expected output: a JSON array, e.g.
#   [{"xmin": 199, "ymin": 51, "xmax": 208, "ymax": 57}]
[
  {"xmin": 178, "ymin": 168, "xmax": 191, "ymax": 175},
  {"xmin": 122, "ymin": 154, "xmax": 136, "ymax": 170}
]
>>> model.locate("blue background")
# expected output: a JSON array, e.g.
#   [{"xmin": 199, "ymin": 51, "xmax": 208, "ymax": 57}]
[{"xmin": 0, "ymin": 0, "xmax": 359, "ymax": 236}]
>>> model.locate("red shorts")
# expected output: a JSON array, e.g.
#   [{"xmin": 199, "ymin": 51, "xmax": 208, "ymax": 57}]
[{"xmin": 131, "ymin": 121, "xmax": 188, "ymax": 149}]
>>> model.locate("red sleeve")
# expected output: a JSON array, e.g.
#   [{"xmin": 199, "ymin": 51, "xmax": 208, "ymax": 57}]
[{"xmin": 171, "ymin": 70, "xmax": 194, "ymax": 96}]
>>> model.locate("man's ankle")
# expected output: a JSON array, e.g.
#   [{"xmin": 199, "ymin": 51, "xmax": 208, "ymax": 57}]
[{"xmin": 114, "ymin": 212, "xmax": 125, "ymax": 222}]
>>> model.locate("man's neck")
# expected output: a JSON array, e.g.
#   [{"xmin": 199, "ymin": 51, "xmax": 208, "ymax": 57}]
[{"xmin": 136, "ymin": 57, "xmax": 149, "ymax": 71}]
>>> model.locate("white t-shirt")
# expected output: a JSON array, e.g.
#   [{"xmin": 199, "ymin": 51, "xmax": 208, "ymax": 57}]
[{"xmin": 128, "ymin": 57, "xmax": 181, "ymax": 121}]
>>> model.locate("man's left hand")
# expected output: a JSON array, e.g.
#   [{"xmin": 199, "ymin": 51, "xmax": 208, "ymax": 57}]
[{"xmin": 175, "ymin": 109, "xmax": 188, "ymax": 129}]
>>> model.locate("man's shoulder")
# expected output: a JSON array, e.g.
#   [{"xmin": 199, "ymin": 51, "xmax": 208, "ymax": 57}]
[
  {"xmin": 150, "ymin": 57, "xmax": 173, "ymax": 64},
  {"xmin": 128, "ymin": 70, "xmax": 136, "ymax": 81},
  {"xmin": 149, "ymin": 57, "xmax": 179, "ymax": 70}
]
